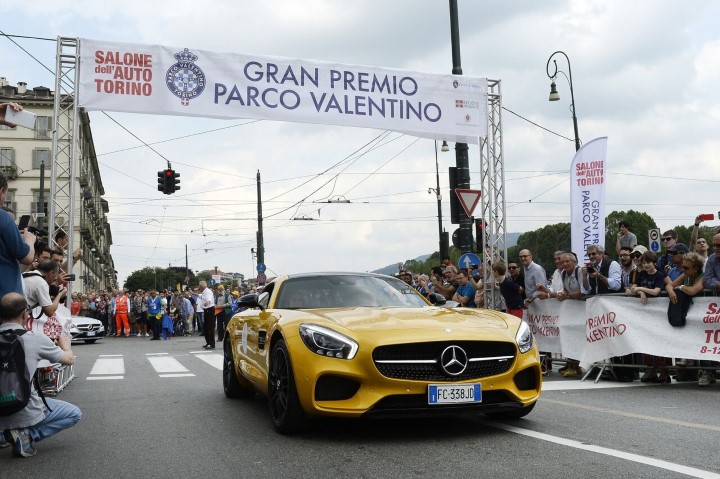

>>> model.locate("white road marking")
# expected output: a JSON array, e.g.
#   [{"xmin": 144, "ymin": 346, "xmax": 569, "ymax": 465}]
[
  {"xmin": 488, "ymin": 422, "xmax": 720, "ymax": 479},
  {"xmin": 542, "ymin": 381, "xmax": 656, "ymax": 391},
  {"xmin": 99, "ymin": 354, "xmax": 123, "ymax": 357},
  {"xmin": 147, "ymin": 355, "xmax": 190, "ymax": 374},
  {"xmin": 193, "ymin": 352, "xmax": 223, "ymax": 370},
  {"xmin": 159, "ymin": 373, "xmax": 195, "ymax": 378},
  {"xmin": 87, "ymin": 376, "xmax": 124, "ymax": 380},
  {"xmin": 89, "ymin": 357, "xmax": 124, "ymax": 376},
  {"xmin": 145, "ymin": 352, "xmax": 168, "ymax": 356}
]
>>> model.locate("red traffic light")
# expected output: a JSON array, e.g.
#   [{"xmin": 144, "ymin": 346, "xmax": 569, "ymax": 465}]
[{"xmin": 165, "ymin": 170, "xmax": 173, "ymax": 177}]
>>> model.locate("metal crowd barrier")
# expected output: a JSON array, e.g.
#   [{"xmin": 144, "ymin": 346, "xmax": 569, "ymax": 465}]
[{"xmin": 38, "ymin": 363, "xmax": 75, "ymax": 395}]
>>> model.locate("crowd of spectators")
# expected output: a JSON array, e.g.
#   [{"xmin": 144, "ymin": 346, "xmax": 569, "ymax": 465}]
[{"xmin": 397, "ymin": 218, "xmax": 720, "ymax": 385}]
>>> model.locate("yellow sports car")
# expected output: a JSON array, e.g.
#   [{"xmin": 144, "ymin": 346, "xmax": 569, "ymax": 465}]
[{"xmin": 223, "ymin": 272, "xmax": 541, "ymax": 433}]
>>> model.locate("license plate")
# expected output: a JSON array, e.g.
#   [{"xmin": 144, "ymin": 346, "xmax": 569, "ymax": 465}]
[
  {"xmin": 86, "ymin": 331, "xmax": 95, "ymax": 337},
  {"xmin": 428, "ymin": 383, "xmax": 481, "ymax": 404}
]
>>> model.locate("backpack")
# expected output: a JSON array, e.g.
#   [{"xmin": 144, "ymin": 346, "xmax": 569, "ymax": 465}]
[{"xmin": 0, "ymin": 329, "xmax": 51, "ymax": 416}]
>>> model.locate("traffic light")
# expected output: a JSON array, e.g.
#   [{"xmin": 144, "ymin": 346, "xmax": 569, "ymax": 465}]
[
  {"xmin": 171, "ymin": 170, "xmax": 180, "ymax": 193},
  {"xmin": 475, "ymin": 218, "xmax": 486, "ymax": 252},
  {"xmin": 157, "ymin": 168, "xmax": 180, "ymax": 194},
  {"xmin": 157, "ymin": 170, "xmax": 167, "ymax": 194}
]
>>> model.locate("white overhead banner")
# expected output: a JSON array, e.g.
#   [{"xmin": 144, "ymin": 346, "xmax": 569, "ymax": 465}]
[
  {"xmin": 78, "ymin": 38, "xmax": 487, "ymax": 143},
  {"xmin": 570, "ymin": 137, "xmax": 608, "ymax": 264}
]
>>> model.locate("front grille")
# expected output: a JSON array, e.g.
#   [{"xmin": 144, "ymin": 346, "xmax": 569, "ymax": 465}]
[
  {"xmin": 373, "ymin": 341, "xmax": 516, "ymax": 381},
  {"xmin": 76, "ymin": 323, "xmax": 101, "ymax": 332}
]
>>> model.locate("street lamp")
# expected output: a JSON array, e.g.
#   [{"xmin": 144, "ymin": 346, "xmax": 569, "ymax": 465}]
[
  {"xmin": 546, "ymin": 50, "xmax": 581, "ymax": 151},
  {"xmin": 428, "ymin": 141, "xmax": 448, "ymax": 259}
]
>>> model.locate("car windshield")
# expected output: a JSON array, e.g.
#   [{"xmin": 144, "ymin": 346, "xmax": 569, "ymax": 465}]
[{"xmin": 274, "ymin": 275, "xmax": 429, "ymax": 309}]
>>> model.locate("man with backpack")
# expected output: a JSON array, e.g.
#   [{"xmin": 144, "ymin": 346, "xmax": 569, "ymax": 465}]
[{"xmin": 0, "ymin": 292, "xmax": 81, "ymax": 457}]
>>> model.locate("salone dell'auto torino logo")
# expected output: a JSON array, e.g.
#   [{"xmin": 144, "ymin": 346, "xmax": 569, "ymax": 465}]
[{"xmin": 166, "ymin": 48, "xmax": 206, "ymax": 106}]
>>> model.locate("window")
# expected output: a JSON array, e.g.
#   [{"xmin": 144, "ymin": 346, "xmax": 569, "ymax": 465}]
[
  {"xmin": 2, "ymin": 190, "xmax": 16, "ymax": 212},
  {"xmin": 0, "ymin": 147, "xmax": 14, "ymax": 167},
  {"xmin": 32, "ymin": 149, "xmax": 51, "ymax": 169},
  {"xmin": 35, "ymin": 116, "xmax": 51, "ymax": 139}
]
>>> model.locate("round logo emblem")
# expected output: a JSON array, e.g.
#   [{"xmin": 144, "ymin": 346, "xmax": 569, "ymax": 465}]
[
  {"xmin": 440, "ymin": 345, "xmax": 468, "ymax": 376},
  {"xmin": 166, "ymin": 48, "xmax": 206, "ymax": 106}
]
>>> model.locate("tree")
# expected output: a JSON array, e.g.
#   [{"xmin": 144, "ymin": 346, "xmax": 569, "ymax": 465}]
[
  {"xmin": 124, "ymin": 267, "xmax": 196, "ymax": 291},
  {"xmin": 511, "ymin": 223, "xmax": 570, "ymax": 274}
]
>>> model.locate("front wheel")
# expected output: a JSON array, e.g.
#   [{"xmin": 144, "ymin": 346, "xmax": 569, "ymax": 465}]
[
  {"xmin": 268, "ymin": 339, "xmax": 306, "ymax": 434},
  {"xmin": 223, "ymin": 339, "xmax": 253, "ymax": 398}
]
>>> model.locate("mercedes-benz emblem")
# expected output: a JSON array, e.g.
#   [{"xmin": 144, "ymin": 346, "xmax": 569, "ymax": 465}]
[{"xmin": 440, "ymin": 345, "xmax": 468, "ymax": 376}]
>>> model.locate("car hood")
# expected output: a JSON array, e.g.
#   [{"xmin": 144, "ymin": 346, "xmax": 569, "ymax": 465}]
[{"xmin": 277, "ymin": 307, "xmax": 511, "ymax": 334}]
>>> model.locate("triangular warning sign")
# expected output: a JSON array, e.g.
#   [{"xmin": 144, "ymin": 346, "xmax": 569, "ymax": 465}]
[{"xmin": 454, "ymin": 188, "xmax": 482, "ymax": 217}]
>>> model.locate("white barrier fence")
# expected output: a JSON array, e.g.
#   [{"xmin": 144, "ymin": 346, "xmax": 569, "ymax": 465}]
[{"xmin": 523, "ymin": 295, "xmax": 720, "ymax": 365}]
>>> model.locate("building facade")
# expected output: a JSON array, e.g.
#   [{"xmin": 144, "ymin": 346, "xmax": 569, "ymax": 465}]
[{"xmin": 0, "ymin": 77, "xmax": 116, "ymax": 292}]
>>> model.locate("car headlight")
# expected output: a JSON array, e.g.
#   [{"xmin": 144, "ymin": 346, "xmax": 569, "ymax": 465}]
[
  {"xmin": 515, "ymin": 320, "xmax": 534, "ymax": 354},
  {"xmin": 299, "ymin": 324, "xmax": 358, "ymax": 360}
]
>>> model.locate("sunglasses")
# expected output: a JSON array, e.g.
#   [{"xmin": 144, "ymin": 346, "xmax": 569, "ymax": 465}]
[
  {"xmin": 619, "ymin": 254, "xmax": 630, "ymax": 257},
  {"xmin": 662, "ymin": 237, "xmax": 673, "ymax": 241},
  {"xmin": 508, "ymin": 266, "xmax": 518, "ymax": 269}
]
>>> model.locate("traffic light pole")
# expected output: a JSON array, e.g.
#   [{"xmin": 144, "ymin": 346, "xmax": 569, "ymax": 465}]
[{"xmin": 449, "ymin": 0, "xmax": 473, "ymax": 254}]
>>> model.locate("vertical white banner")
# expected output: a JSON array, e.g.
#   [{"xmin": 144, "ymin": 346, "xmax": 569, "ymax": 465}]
[{"xmin": 570, "ymin": 137, "xmax": 608, "ymax": 264}]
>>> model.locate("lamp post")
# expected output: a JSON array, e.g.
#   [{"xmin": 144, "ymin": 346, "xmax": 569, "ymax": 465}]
[
  {"xmin": 546, "ymin": 51, "xmax": 581, "ymax": 151},
  {"xmin": 428, "ymin": 141, "xmax": 448, "ymax": 259}
]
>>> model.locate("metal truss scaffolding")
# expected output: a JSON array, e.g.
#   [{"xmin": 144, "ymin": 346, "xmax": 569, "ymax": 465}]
[
  {"xmin": 50, "ymin": 37, "xmax": 80, "ymax": 297},
  {"xmin": 480, "ymin": 79, "xmax": 506, "ymax": 309}
]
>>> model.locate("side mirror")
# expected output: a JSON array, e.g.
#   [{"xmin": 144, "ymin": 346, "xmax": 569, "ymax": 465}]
[
  {"xmin": 427, "ymin": 292, "xmax": 447, "ymax": 306},
  {"xmin": 238, "ymin": 293, "xmax": 264, "ymax": 311}
]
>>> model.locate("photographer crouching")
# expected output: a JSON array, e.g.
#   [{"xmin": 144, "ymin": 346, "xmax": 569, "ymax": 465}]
[{"xmin": 0, "ymin": 292, "xmax": 81, "ymax": 457}]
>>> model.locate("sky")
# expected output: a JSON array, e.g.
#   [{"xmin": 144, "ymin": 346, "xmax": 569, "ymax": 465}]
[{"xmin": 2, "ymin": 0, "xmax": 719, "ymax": 287}]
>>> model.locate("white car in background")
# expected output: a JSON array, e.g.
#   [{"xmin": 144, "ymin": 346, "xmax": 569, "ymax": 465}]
[{"xmin": 70, "ymin": 315, "xmax": 105, "ymax": 344}]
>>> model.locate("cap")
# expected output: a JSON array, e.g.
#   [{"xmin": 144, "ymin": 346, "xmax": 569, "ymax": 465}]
[
  {"xmin": 668, "ymin": 243, "xmax": 690, "ymax": 254},
  {"xmin": 231, "ymin": 290, "xmax": 239, "ymax": 297},
  {"xmin": 630, "ymin": 245, "xmax": 647, "ymax": 255},
  {"xmin": 217, "ymin": 284, "xmax": 224, "ymax": 290}
]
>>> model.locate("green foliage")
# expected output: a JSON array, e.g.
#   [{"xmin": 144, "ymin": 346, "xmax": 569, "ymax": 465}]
[
  {"xmin": 511, "ymin": 223, "xmax": 571, "ymax": 273},
  {"xmin": 124, "ymin": 267, "xmax": 196, "ymax": 291}
]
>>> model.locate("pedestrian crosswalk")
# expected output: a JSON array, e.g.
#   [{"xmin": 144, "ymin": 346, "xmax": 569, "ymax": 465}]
[{"xmin": 85, "ymin": 351, "xmax": 223, "ymax": 381}]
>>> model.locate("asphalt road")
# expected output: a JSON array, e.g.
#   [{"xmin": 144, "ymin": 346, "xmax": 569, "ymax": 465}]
[{"xmin": 1, "ymin": 335, "xmax": 718, "ymax": 479}]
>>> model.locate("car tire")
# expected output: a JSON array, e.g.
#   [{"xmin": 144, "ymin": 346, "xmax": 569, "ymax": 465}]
[
  {"xmin": 268, "ymin": 339, "xmax": 306, "ymax": 434},
  {"xmin": 84, "ymin": 339, "xmax": 98, "ymax": 344},
  {"xmin": 485, "ymin": 401, "xmax": 536, "ymax": 419},
  {"xmin": 223, "ymin": 339, "xmax": 253, "ymax": 399}
]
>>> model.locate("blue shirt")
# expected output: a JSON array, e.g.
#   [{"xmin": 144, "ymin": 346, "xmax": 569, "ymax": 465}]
[
  {"xmin": 0, "ymin": 210, "xmax": 30, "ymax": 298},
  {"xmin": 147, "ymin": 296, "xmax": 162, "ymax": 315},
  {"xmin": 455, "ymin": 282, "xmax": 476, "ymax": 307}
]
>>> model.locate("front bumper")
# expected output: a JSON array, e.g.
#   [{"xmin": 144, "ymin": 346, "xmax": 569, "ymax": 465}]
[{"xmin": 289, "ymin": 338, "xmax": 542, "ymax": 418}]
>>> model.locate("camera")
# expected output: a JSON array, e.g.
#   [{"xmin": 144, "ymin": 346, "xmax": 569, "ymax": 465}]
[
  {"xmin": 586, "ymin": 264, "xmax": 596, "ymax": 273},
  {"xmin": 65, "ymin": 274, "xmax": 76, "ymax": 282},
  {"xmin": 18, "ymin": 215, "xmax": 48, "ymax": 253}
]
